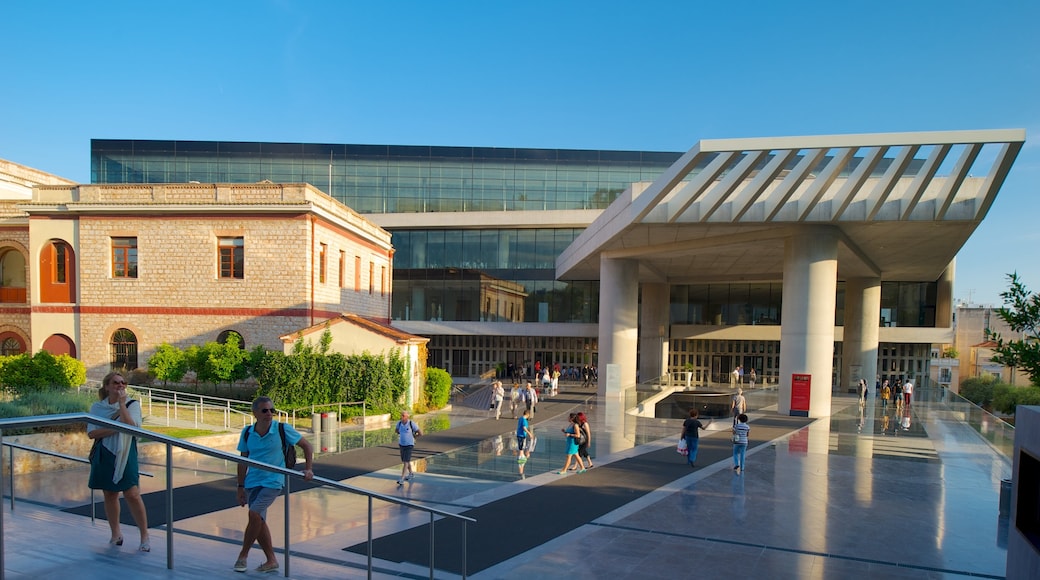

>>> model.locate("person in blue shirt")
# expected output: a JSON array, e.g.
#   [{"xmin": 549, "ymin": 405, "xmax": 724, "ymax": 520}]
[
  {"xmin": 395, "ymin": 411, "xmax": 422, "ymax": 485},
  {"xmin": 233, "ymin": 397, "xmax": 314, "ymax": 574},
  {"xmin": 516, "ymin": 409, "xmax": 533, "ymax": 464}
]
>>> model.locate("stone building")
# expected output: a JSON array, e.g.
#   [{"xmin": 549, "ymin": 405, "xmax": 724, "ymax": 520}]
[{"xmin": 0, "ymin": 160, "xmax": 395, "ymax": 379}]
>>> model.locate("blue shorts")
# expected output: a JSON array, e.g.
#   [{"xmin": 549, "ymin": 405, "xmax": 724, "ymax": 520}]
[
  {"xmin": 247, "ymin": 486, "xmax": 282, "ymax": 520},
  {"xmin": 399, "ymin": 444, "xmax": 414, "ymax": 462},
  {"xmin": 517, "ymin": 436, "xmax": 528, "ymax": 451}
]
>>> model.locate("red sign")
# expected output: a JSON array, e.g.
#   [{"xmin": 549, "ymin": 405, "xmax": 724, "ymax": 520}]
[{"xmin": 790, "ymin": 373, "xmax": 811, "ymax": 416}]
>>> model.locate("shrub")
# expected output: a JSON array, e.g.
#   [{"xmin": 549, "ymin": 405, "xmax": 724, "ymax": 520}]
[
  {"xmin": 424, "ymin": 367, "xmax": 452, "ymax": 410},
  {"xmin": 993, "ymin": 385, "xmax": 1040, "ymax": 415},
  {"xmin": 960, "ymin": 375, "xmax": 999, "ymax": 408},
  {"xmin": 0, "ymin": 351, "xmax": 84, "ymax": 396}
]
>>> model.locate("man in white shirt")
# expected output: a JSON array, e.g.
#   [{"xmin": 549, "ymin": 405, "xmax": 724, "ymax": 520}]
[{"xmin": 903, "ymin": 380, "xmax": 914, "ymax": 407}]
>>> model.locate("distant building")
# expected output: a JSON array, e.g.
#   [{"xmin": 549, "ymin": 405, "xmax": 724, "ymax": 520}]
[{"xmin": 953, "ymin": 304, "xmax": 1031, "ymax": 387}]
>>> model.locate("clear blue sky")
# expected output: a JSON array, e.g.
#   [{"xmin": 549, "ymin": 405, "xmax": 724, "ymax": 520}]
[{"xmin": 2, "ymin": 1, "xmax": 1037, "ymax": 305}]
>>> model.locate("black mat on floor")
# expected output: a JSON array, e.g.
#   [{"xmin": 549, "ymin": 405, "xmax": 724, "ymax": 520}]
[
  {"xmin": 60, "ymin": 392, "xmax": 593, "ymax": 528},
  {"xmin": 343, "ymin": 414, "xmax": 815, "ymax": 575}
]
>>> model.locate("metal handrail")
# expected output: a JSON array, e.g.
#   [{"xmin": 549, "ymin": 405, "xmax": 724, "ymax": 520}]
[
  {"xmin": 0, "ymin": 413, "xmax": 474, "ymax": 579},
  {"xmin": 1, "ymin": 441, "xmax": 154, "ymax": 527}
]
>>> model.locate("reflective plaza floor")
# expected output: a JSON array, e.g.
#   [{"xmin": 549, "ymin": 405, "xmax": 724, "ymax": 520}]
[{"xmin": 1, "ymin": 386, "xmax": 1013, "ymax": 579}]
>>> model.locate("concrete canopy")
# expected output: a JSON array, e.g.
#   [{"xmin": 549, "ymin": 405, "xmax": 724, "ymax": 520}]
[{"xmin": 556, "ymin": 130, "xmax": 1025, "ymax": 285}]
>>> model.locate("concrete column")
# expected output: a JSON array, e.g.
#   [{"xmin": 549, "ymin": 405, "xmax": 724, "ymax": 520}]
[
  {"xmin": 778, "ymin": 229, "xmax": 838, "ymax": 417},
  {"xmin": 639, "ymin": 283, "xmax": 670, "ymax": 385},
  {"xmin": 842, "ymin": 277, "xmax": 881, "ymax": 397},
  {"xmin": 936, "ymin": 259, "xmax": 955, "ymax": 328},
  {"xmin": 598, "ymin": 256, "xmax": 639, "ymax": 397}
]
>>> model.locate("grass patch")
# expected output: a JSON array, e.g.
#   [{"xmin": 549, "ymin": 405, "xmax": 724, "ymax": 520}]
[{"xmin": 145, "ymin": 427, "xmax": 223, "ymax": 439}]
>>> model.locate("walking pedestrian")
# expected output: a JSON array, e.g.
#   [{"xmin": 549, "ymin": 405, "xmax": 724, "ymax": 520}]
[
  {"xmin": 903, "ymin": 380, "xmax": 914, "ymax": 407},
  {"xmin": 732, "ymin": 413, "xmax": 750, "ymax": 474},
  {"xmin": 234, "ymin": 396, "xmax": 315, "ymax": 573},
  {"xmin": 681, "ymin": 409, "xmax": 712, "ymax": 467},
  {"xmin": 510, "ymin": 383, "xmax": 520, "ymax": 418},
  {"xmin": 731, "ymin": 388, "xmax": 747, "ymax": 426},
  {"xmin": 491, "ymin": 380, "xmax": 505, "ymax": 420},
  {"xmin": 87, "ymin": 372, "xmax": 150, "ymax": 552},
  {"xmin": 576, "ymin": 411, "xmax": 593, "ymax": 469},
  {"xmin": 394, "ymin": 411, "xmax": 422, "ymax": 485},
  {"xmin": 556, "ymin": 414, "xmax": 584, "ymax": 474}
]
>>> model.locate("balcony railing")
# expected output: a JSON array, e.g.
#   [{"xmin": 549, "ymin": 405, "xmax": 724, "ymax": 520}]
[
  {"xmin": 0, "ymin": 288, "xmax": 26, "ymax": 303},
  {"xmin": 0, "ymin": 413, "xmax": 475, "ymax": 579}
]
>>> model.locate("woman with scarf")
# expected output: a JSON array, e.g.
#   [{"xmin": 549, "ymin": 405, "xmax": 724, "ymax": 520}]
[{"xmin": 87, "ymin": 371, "xmax": 150, "ymax": 552}]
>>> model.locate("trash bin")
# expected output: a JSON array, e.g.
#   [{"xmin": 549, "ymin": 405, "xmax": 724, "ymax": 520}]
[
  {"xmin": 311, "ymin": 413, "xmax": 322, "ymax": 435},
  {"xmin": 999, "ymin": 478, "xmax": 1012, "ymax": 517}
]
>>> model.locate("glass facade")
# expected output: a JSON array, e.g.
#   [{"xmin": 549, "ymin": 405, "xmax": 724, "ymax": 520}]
[
  {"xmin": 669, "ymin": 281, "xmax": 937, "ymax": 328},
  {"xmin": 91, "ymin": 140, "xmax": 681, "ymax": 214},
  {"xmin": 392, "ymin": 228, "xmax": 598, "ymax": 323}
]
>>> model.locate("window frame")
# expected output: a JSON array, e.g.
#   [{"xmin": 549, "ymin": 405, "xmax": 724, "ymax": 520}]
[
  {"xmin": 218, "ymin": 236, "xmax": 245, "ymax": 279},
  {"xmin": 111, "ymin": 236, "xmax": 138, "ymax": 278}
]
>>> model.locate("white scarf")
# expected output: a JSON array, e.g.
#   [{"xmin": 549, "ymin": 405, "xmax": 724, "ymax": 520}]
[{"xmin": 90, "ymin": 399, "xmax": 139, "ymax": 483}]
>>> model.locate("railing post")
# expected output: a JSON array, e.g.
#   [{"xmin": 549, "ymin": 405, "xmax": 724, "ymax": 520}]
[
  {"xmin": 367, "ymin": 495, "xmax": 373, "ymax": 579},
  {"xmin": 165, "ymin": 442, "xmax": 174, "ymax": 569},
  {"xmin": 7, "ymin": 439, "xmax": 13, "ymax": 511},
  {"xmin": 283, "ymin": 473, "xmax": 291, "ymax": 577},
  {"xmin": 429, "ymin": 511, "xmax": 435, "ymax": 580},
  {"xmin": 1, "ymin": 429, "xmax": 5, "ymax": 580}
]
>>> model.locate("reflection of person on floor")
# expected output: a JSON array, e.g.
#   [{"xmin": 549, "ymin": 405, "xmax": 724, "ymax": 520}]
[
  {"xmin": 87, "ymin": 372, "xmax": 150, "ymax": 552},
  {"xmin": 556, "ymin": 414, "xmax": 584, "ymax": 474},
  {"xmin": 732, "ymin": 413, "xmax": 750, "ymax": 474},
  {"xmin": 681, "ymin": 409, "xmax": 712, "ymax": 467},
  {"xmin": 235, "ymin": 396, "xmax": 314, "ymax": 573},
  {"xmin": 881, "ymin": 413, "xmax": 890, "ymax": 434},
  {"xmin": 901, "ymin": 407, "xmax": 912, "ymax": 431}
]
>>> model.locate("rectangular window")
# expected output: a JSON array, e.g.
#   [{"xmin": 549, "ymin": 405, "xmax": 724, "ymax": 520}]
[
  {"xmin": 381, "ymin": 265, "xmax": 386, "ymax": 296},
  {"xmin": 369, "ymin": 262, "xmax": 375, "ymax": 294},
  {"xmin": 55, "ymin": 243, "xmax": 66, "ymax": 284},
  {"xmin": 339, "ymin": 250, "xmax": 346, "ymax": 288},
  {"xmin": 319, "ymin": 243, "xmax": 328, "ymax": 284},
  {"xmin": 355, "ymin": 256, "xmax": 361, "ymax": 292},
  {"xmin": 112, "ymin": 237, "xmax": 138, "ymax": 278},
  {"xmin": 218, "ymin": 236, "xmax": 244, "ymax": 279}
]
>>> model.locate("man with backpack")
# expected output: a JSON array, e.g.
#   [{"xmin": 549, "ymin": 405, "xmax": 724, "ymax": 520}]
[
  {"xmin": 395, "ymin": 411, "xmax": 422, "ymax": 485},
  {"xmin": 234, "ymin": 397, "xmax": 314, "ymax": 574}
]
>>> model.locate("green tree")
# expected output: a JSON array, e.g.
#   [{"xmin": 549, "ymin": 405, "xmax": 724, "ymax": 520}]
[
  {"xmin": 205, "ymin": 334, "xmax": 249, "ymax": 391},
  {"xmin": 988, "ymin": 272, "xmax": 1040, "ymax": 387},
  {"xmin": 149, "ymin": 343, "xmax": 188, "ymax": 387}
]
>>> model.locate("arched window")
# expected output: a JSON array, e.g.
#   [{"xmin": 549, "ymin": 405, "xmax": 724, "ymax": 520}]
[
  {"xmin": 0, "ymin": 334, "xmax": 25, "ymax": 356},
  {"xmin": 217, "ymin": 330, "xmax": 245, "ymax": 349},
  {"xmin": 39, "ymin": 240, "xmax": 76, "ymax": 303},
  {"xmin": 110, "ymin": 328, "xmax": 138, "ymax": 371},
  {"xmin": 0, "ymin": 249, "xmax": 27, "ymax": 303}
]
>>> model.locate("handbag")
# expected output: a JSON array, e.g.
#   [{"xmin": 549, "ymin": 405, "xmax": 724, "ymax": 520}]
[
  {"xmin": 732, "ymin": 431, "xmax": 742, "ymax": 443},
  {"xmin": 676, "ymin": 438, "xmax": 689, "ymax": 456}
]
